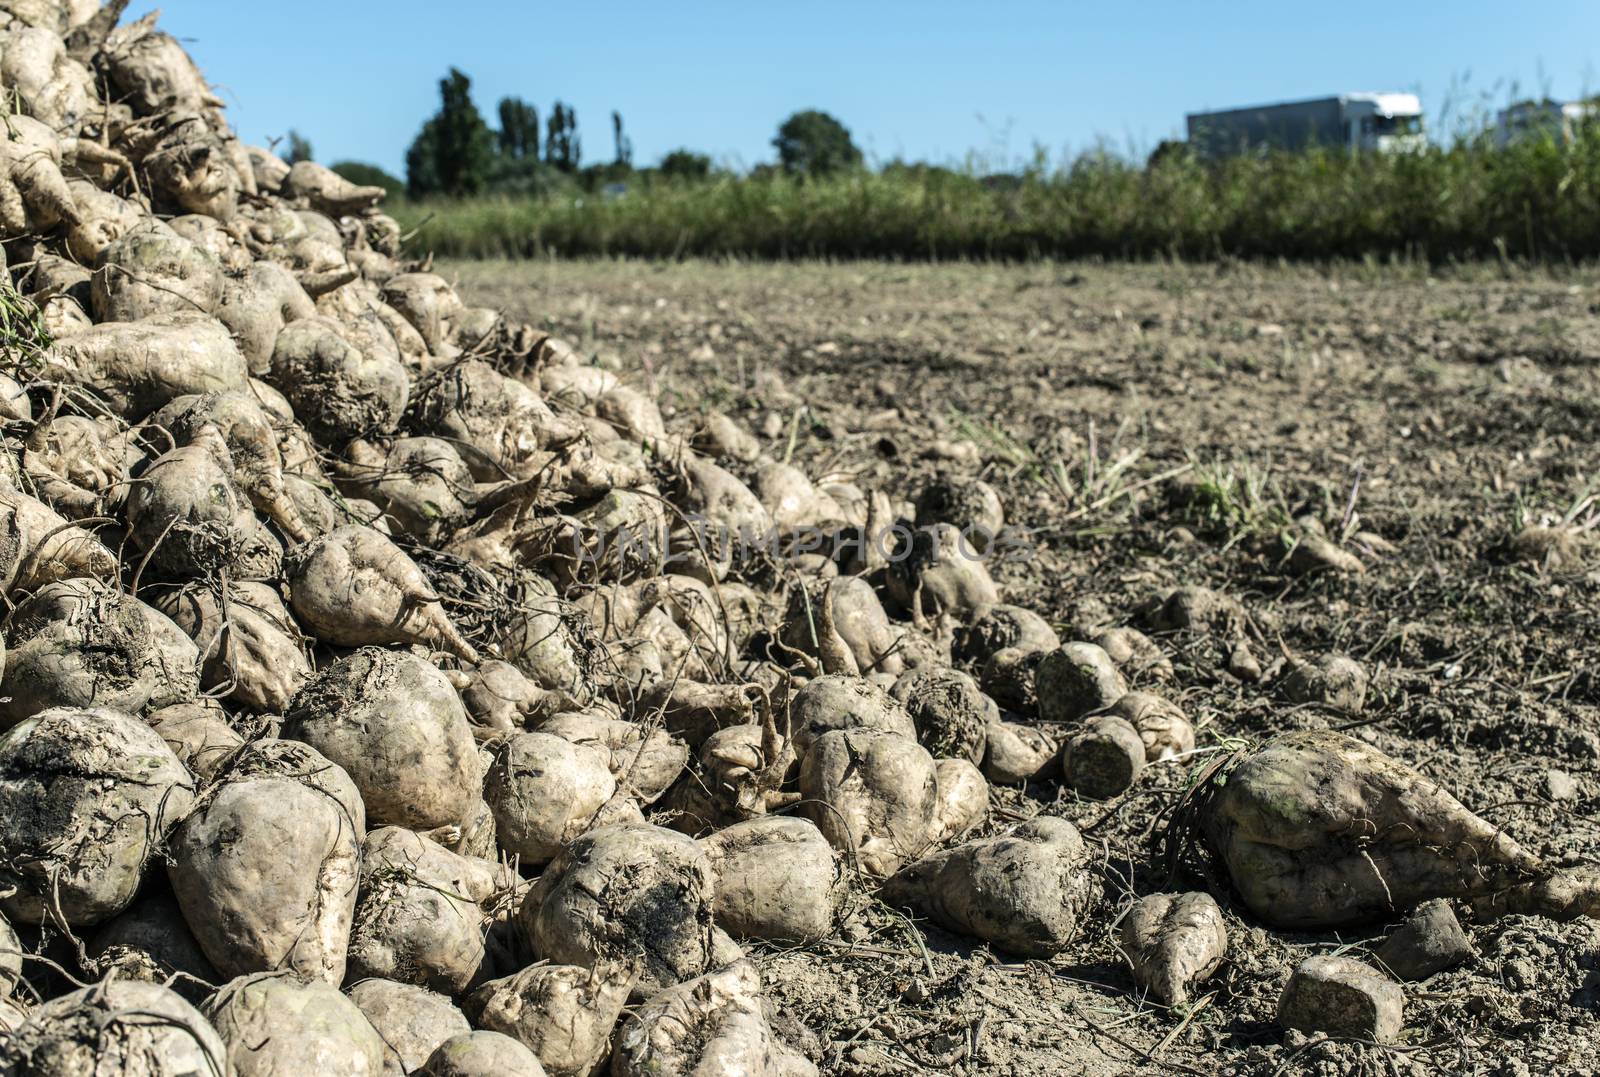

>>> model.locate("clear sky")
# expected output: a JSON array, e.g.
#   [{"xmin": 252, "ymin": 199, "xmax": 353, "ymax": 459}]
[{"xmin": 154, "ymin": 0, "xmax": 1597, "ymax": 176}]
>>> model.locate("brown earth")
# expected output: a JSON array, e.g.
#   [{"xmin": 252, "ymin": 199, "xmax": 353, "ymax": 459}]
[{"xmin": 450, "ymin": 258, "xmax": 1600, "ymax": 1075}]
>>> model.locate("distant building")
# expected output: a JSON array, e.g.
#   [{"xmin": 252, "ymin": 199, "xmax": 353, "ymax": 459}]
[{"xmin": 1495, "ymin": 99, "xmax": 1597, "ymax": 147}]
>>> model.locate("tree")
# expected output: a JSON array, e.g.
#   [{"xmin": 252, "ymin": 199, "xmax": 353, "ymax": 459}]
[
  {"xmin": 286, "ymin": 129, "xmax": 313, "ymax": 164},
  {"xmin": 772, "ymin": 110, "xmax": 861, "ymax": 176},
  {"xmin": 611, "ymin": 111, "xmax": 632, "ymax": 167},
  {"xmin": 544, "ymin": 101, "xmax": 580, "ymax": 172},
  {"xmin": 1145, "ymin": 139, "xmax": 1191, "ymax": 170},
  {"xmin": 405, "ymin": 67, "xmax": 496, "ymax": 198},
  {"xmin": 329, "ymin": 161, "xmax": 404, "ymax": 197},
  {"xmin": 498, "ymin": 97, "xmax": 539, "ymax": 160},
  {"xmin": 658, "ymin": 149, "xmax": 711, "ymax": 180}
]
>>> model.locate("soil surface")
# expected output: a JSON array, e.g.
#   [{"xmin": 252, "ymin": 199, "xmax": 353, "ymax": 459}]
[{"xmin": 450, "ymin": 258, "xmax": 1600, "ymax": 1075}]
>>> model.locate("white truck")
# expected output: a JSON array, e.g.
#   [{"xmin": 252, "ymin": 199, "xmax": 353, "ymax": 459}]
[
  {"xmin": 1187, "ymin": 93, "xmax": 1425, "ymax": 158},
  {"xmin": 1495, "ymin": 99, "xmax": 1596, "ymax": 147}
]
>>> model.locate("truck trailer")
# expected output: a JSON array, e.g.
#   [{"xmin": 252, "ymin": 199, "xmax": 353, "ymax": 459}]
[{"xmin": 1187, "ymin": 93, "xmax": 1424, "ymax": 158}]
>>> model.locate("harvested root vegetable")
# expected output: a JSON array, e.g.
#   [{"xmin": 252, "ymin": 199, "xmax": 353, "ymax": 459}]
[
  {"xmin": 519, "ymin": 823, "xmax": 716, "ymax": 999},
  {"xmin": 780, "ymin": 575, "xmax": 905, "ymax": 677},
  {"xmin": 1277, "ymin": 955, "xmax": 1403, "ymax": 1043},
  {"xmin": 1281, "ymin": 653, "xmax": 1368, "ymax": 713},
  {"xmin": 2, "ymin": 578, "xmax": 200, "ymax": 722},
  {"xmin": 91, "ymin": 220, "xmax": 223, "ymax": 323},
  {"xmin": 148, "ymin": 699, "xmax": 245, "ymax": 781},
  {"xmin": 882, "ymin": 817, "xmax": 1096, "ymax": 957},
  {"xmin": 465, "ymin": 961, "xmax": 634, "ymax": 1077},
  {"xmin": 3, "ymin": 980, "xmax": 227, "ymax": 1076},
  {"xmin": 914, "ymin": 473, "xmax": 1004, "ymax": 553},
  {"xmin": 979, "ymin": 646, "xmax": 1047, "ymax": 715},
  {"xmin": 245, "ymin": 144, "xmax": 291, "ymax": 191},
  {"xmin": 596, "ymin": 383, "xmax": 668, "ymax": 446},
  {"xmin": 349, "ymin": 981, "xmax": 470, "ymax": 1076},
  {"xmin": 1120, "ymin": 891, "xmax": 1228, "ymax": 1005},
  {"xmin": 757, "ymin": 460, "xmax": 843, "ymax": 529},
  {"xmin": 284, "ymin": 648, "xmax": 481, "ymax": 831},
  {"xmin": 338, "ymin": 436, "xmax": 476, "ymax": 543},
  {"xmin": 641, "ymin": 678, "xmax": 766, "ymax": 749},
  {"xmin": 953, "ymin": 603, "xmax": 1060, "ymax": 666},
  {"xmin": 125, "ymin": 433, "xmax": 282, "ymax": 580},
  {"xmin": 65, "ymin": 178, "xmax": 149, "ymax": 266},
  {"xmin": 350, "ymin": 832, "xmax": 492, "ymax": 992},
  {"xmin": 161, "ymin": 388, "xmax": 315, "ymax": 543},
  {"xmin": 493, "ymin": 575, "xmax": 583, "ymax": 692},
  {"xmin": 701, "ymin": 816, "xmax": 845, "ymax": 943},
  {"xmin": 0, "ymin": 370, "xmax": 30, "ymax": 421},
  {"xmin": 1061, "ymin": 715, "xmax": 1146, "ymax": 799},
  {"xmin": 484, "ymin": 730, "xmax": 620, "ymax": 865},
  {"xmin": 694, "ymin": 411, "xmax": 761, "ymax": 463},
  {"xmin": 169, "ymin": 213, "xmax": 254, "ymax": 272},
  {"xmin": 217, "ymin": 260, "xmax": 316, "ymax": 374},
  {"xmin": 1195, "ymin": 731, "xmax": 1600, "ymax": 928},
  {"xmin": 142, "ymin": 114, "xmax": 242, "ymax": 221},
  {"xmin": 539, "ymin": 709, "xmax": 688, "ymax": 804},
  {"xmin": 1287, "ymin": 531, "xmax": 1365, "ymax": 576},
  {"xmin": 890, "ymin": 667, "xmax": 996, "ymax": 762},
  {"xmin": 421, "ymin": 1031, "xmax": 548, "ymax": 1077},
  {"xmin": 0, "ymin": 707, "xmax": 194, "ymax": 927},
  {"xmin": 89, "ymin": 881, "xmax": 221, "ymax": 996},
  {"xmin": 539, "ymin": 487, "xmax": 670, "ymax": 585},
  {"xmin": 0, "ymin": 25, "xmax": 98, "ymax": 132},
  {"xmin": 383, "ymin": 273, "xmax": 464, "ymax": 357},
  {"xmin": 885, "ymin": 522, "xmax": 1000, "ymax": 618},
  {"xmin": 169, "ymin": 739, "xmax": 364, "ymax": 983},
  {"xmin": 1146, "ymin": 584, "xmax": 1246, "ymax": 638},
  {"xmin": 661, "ymin": 715, "xmax": 797, "ymax": 833},
  {"xmin": 675, "ymin": 451, "xmax": 772, "ymax": 537},
  {"xmin": 1035, "ymin": 642, "xmax": 1127, "ymax": 724},
  {"xmin": 0, "ymin": 484, "xmax": 118, "ymax": 593},
  {"xmin": 268, "ymin": 315, "xmax": 408, "ymax": 445},
  {"xmin": 363, "ymin": 824, "xmax": 509, "ymax": 905},
  {"xmin": 285, "ymin": 524, "xmax": 479, "ymax": 661},
  {"xmin": 0, "ymin": 114, "xmax": 78, "ymax": 237},
  {"xmin": 610, "ymin": 960, "xmax": 817, "ymax": 1077},
  {"xmin": 1095, "ymin": 625, "xmax": 1174, "ymax": 681},
  {"xmin": 19, "ymin": 411, "xmax": 130, "ymax": 519},
  {"xmin": 407, "ymin": 359, "xmax": 580, "ymax": 480},
  {"xmin": 285, "ymin": 160, "xmax": 386, "ymax": 215},
  {"xmin": 981, "ymin": 720, "xmax": 1057, "ymax": 784},
  {"xmin": 49, "ymin": 310, "xmax": 249, "ymax": 418},
  {"xmin": 206, "ymin": 972, "xmax": 385, "ymax": 1077},
  {"xmin": 450, "ymin": 659, "xmax": 542, "ymax": 733},
  {"xmin": 101, "ymin": 13, "xmax": 224, "ymax": 114},
  {"xmin": 1110, "ymin": 691, "xmax": 1195, "ymax": 763},
  {"xmin": 156, "ymin": 582, "xmax": 309, "ymax": 713},
  {"xmin": 799, "ymin": 727, "xmax": 938, "ymax": 877},
  {"xmin": 929, "ymin": 757, "xmax": 989, "ymax": 844},
  {"xmin": 789, "ymin": 674, "xmax": 917, "ymax": 755},
  {"xmin": 0, "ymin": 913, "xmax": 19, "ymax": 991}
]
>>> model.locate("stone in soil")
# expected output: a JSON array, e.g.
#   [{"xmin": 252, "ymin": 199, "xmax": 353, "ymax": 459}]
[
  {"xmin": 1373, "ymin": 899, "xmax": 1472, "ymax": 981},
  {"xmin": 1277, "ymin": 954, "xmax": 1404, "ymax": 1043}
]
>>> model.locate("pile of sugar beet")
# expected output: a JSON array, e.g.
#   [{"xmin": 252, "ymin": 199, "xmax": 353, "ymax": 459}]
[{"xmin": 0, "ymin": 4, "xmax": 1596, "ymax": 1074}]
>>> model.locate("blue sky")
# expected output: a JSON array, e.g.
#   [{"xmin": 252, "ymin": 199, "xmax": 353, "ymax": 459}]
[{"xmin": 156, "ymin": 1, "xmax": 1597, "ymax": 176}]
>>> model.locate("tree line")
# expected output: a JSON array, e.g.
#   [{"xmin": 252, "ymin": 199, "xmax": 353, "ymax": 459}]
[{"xmin": 304, "ymin": 67, "xmax": 864, "ymax": 200}]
